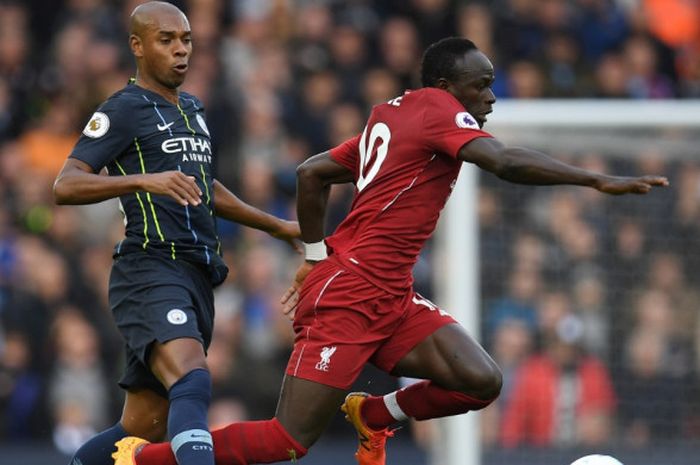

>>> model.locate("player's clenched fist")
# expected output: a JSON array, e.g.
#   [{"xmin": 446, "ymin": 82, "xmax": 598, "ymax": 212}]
[{"xmin": 140, "ymin": 170, "xmax": 203, "ymax": 206}]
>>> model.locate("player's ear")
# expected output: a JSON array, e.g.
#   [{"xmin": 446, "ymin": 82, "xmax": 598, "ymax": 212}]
[
  {"xmin": 130, "ymin": 34, "xmax": 143, "ymax": 58},
  {"xmin": 436, "ymin": 77, "xmax": 450, "ymax": 91}
]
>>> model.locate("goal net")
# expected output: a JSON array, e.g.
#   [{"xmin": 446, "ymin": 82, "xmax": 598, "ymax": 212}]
[{"xmin": 433, "ymin": 101, "xmax": 700, "ymax": 465}]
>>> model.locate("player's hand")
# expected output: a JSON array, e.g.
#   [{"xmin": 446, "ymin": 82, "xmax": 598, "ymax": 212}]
[
  {"xmin": 140, "ymin": 171, "xmax": 202, "ymax": 206},
  {"xmin": 280, "ymin": 261, "xmax": 315, "ymax": 320},
  {"xmin": 269, "ymin": 220, "xmax": 303, "ymax": 254},
  {"xmin": 596, "ymin": 175, "xmax": 669, "ymax": 195}
]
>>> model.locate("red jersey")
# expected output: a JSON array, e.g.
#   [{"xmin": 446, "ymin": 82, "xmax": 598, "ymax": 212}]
[{"xmin": 326, "ymin": 87, "xmax": 492, "ymax": 295}]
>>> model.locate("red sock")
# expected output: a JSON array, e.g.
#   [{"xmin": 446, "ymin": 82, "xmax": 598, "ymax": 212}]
[
  {"xmin": 361, "ymin": 381, "xmax": 495, "ymax": 429},
  {"xmin": 361, "ymin": 397, "xmax": 396, "ymax": 430},
  {"xmin": 136, "ymin": 418, "xmax": 307, "ymax": 465},
  {"xmin": 397, "ymin": 380, "xmax": 494, "ymax": 420}
]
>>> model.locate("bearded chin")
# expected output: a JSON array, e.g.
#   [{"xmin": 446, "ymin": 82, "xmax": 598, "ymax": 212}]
[{"xmin": 160, "ymin": 73, "xmax": 185, "ymax": 90}]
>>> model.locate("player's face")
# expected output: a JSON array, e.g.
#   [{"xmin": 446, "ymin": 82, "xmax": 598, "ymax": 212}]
[
  {"xmin": 134, "ymin": 11, "xmax": 192, "ymax": 89},
  {"xmin": 444, "ymin": 51, "xmax": 496, "ymax": 128}
]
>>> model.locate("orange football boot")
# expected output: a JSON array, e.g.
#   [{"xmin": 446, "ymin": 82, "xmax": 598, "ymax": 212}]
[
  {"xmin": 341, "ymin": 392, "xmax": 395, "ymax": 465},
  {"xmin": 112, "ymin": 436, "xmax": 150, "ymax": 465}
]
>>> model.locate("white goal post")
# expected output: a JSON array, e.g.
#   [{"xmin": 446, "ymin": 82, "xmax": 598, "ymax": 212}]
[{"xmin": 432, "ymin": 100, "xmax": 700, "ymax": 465}]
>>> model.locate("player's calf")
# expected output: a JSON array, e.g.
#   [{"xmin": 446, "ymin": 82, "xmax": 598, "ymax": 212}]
[
  {"xmin": 359, "ymin": 379, "xmax": 500, "ymax": 432},
  {"xmin": 167, "ymin": 368, "xmax": 214, "ymax": 465}
]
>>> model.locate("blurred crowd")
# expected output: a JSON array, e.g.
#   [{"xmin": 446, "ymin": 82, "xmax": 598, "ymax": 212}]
[
  {"xmin": 1, "ymin": 0, "xmax": 700, "ymax": 457},
  {"xmin": 477, "ymin": 151, "xmax": 700, "ymax": 449}
]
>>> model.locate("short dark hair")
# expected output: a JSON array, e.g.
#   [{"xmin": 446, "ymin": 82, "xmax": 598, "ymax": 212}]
[{"xmin": 421, "ymin": 37, "xmax": 478, "ymax": 88}]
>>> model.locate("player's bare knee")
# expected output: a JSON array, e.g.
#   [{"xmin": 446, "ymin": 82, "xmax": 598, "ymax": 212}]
[
  {"xmin": 453, "ymin": 360, "xmax": 502, "ymax": 400},
  {"xmin": 476, "ymin": 363, "xmax": 503, "ymax": 400}
]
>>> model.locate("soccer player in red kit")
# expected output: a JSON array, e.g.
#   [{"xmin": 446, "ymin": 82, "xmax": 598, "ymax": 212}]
[{"xmin": 114, "ymin": 37, "xmax": 667, "ymax": 465}]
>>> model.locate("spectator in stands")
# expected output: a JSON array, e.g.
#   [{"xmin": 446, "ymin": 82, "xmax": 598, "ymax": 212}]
[
  {"xmin": 646, "ymin": 253, "xmax": 699, "ymax": 360},
  {"xmin": 0, "ymin": 330, "xmax": 44, "ymax": 439},
  {"xmin": 607, "ymin": 217, "xmax": 649, "ymax": 307},
  {"xmin": 624, "ymin": 287, "xmax": 695, "ymax": 384},
  {"xmin": 0, "ymin": 2, "xmax": 32, "ymax": 141},
  {"xmin": 505, "ymin": 60, "xmax": 546, "ymax": 98},
  {"xmin": 360, "ymin": 67, "xmax": 401, "ymax": 111},
  {"xmin": 378, "ymin": 17, "xmax": 421, "ymax": 89},
  {"xmin": 481, "ymin": 318, "xmax": 534, "ymax": 446},
  {"xmin": 485, "ymin": 266, "xmax": 541, "ymax": 344},
  {"xmin": 48, "ymin": 308, "xmax": 110, "ymax": 455},
  {"xmin": 623, "ymin": 35, "xmax": 675, "ymax": 98},
  {"xmin": 478, "ymin": 189, "xmax": 510, "ymax": 300},
  {"xmin": 500, "ymin": 314, "xmax": 616, "ymax": 447},
  {"xmin": 617, "ymin": 327, "xmax": 685, "ymax": 446},
  {"xmin": 594, "ymin": 52, "xmax": 631, "ymax": 97},
  {"xmin": 572, "ymin": 272, "xmax": 610, "ymax": 361},
  {"xmin": 18, "ymin": 95, "xmax": 79, "ymax": 179}
]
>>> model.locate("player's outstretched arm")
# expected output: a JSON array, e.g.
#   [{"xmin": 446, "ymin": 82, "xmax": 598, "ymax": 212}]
[
  {"xmin": 53, "ymin": 159, "xmax": 204, "ymax": 205},
  {"xmin": 212, "ymin": 180, "xmax": 301, "ymax": 252},
  {"xmin": 458, "ymin": 137, "xmax": 669, "ymax": 194}
]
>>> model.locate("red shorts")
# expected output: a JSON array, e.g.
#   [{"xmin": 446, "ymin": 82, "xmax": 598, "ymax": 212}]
[{"xmin": 286, "ymin": 258, "xmax": 456, "ymax": 389}]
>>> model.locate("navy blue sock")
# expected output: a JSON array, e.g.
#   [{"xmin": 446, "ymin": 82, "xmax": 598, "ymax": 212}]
[
  {"xmin": 167, "ymin": 368, "xmax": 214, "ymax": 465},
  {"xmin": 68, "ymin": 422, "xmax": 127, "ymax": 465}
]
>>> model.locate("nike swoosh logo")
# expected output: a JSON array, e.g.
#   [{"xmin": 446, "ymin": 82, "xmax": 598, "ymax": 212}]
[
  {"xmin": 358, "ymin": 432, "xmax": 370, "ymax": 450},
  {"xmin": 157, "ymin": 121, "xmax": 174, "ymax": 131}
]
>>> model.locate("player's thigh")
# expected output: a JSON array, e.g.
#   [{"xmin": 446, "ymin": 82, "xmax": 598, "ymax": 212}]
[
  {"xmin": 376, "ymin": 293, "xmax": 501, "ymax": 395},
  {"xmin": 110, "ymin": 254, "xmax": 214, "ymax": 389},
  {"xmin": 371, "ymin": 292, "xmax": 456, "ymax": 378},
  {"xmin": 275, "ymin": 375, "xmax": 347, "ymax": 448},
  {"xmin": 120, "ymin": 388, "xmax": 170, "ymax": 442},
  {"xmin": 392, "ymin": 323, "xmax": 501, "ymax": 397}
]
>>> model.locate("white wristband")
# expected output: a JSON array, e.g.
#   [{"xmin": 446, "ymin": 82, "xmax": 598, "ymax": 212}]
[{"xmin": 304, "ymin": 240, "xmax": 328, "ymax": 261}]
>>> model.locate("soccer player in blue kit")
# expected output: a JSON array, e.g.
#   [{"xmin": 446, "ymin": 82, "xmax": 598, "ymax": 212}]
[{"xmin": 53, "ymin": 2, "xmax": 300, "ymax": 465}]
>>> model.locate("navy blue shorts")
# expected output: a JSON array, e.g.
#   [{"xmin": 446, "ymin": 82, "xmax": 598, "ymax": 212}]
[{"xmin": 109, "ymin": 251, "xmax": 215, "ymax": 397}]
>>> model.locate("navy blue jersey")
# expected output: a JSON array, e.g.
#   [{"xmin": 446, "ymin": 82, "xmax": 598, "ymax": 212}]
[{"xmin": 70, "ymin": 82, "xmax": 227, "ymax": 281}]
